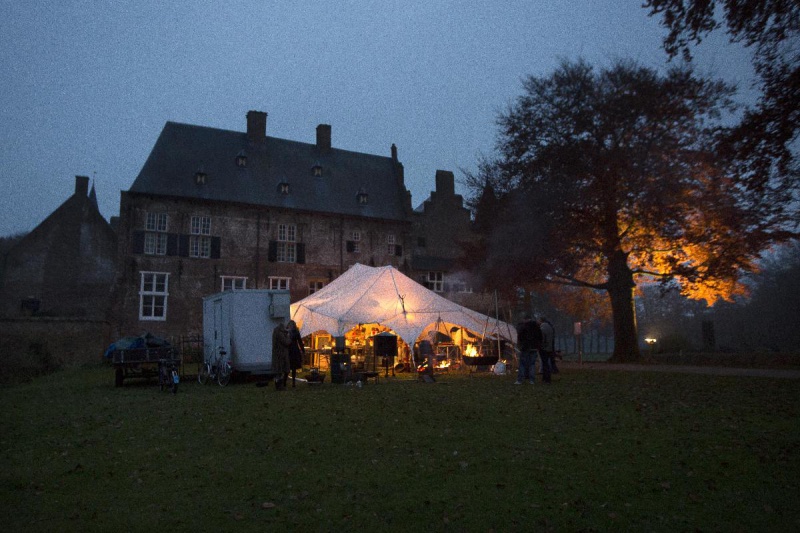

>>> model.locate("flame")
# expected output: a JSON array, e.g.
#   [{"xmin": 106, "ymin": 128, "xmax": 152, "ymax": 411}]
[{"xmin": 464, "ymin": 344, "xmax": 478, "ymax": 357}]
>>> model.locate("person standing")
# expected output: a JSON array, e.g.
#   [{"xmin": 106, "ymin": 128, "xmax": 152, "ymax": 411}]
[
  {"xmin": 515, "ymin": 314, "xmax": 542, "ymax": 385},
  {"xmin": 539, "ymin": 317, "xmax": 555, "ymax": 384},
  {"xmin": 271, "ymin": 320, "xmax": 291, "ymax": 390},
  {"xmin": 286, "ymin": 320, "xmax": 305, "ymax": 388}
]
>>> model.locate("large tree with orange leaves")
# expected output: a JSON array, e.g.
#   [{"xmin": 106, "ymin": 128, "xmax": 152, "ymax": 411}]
[{"xmin": 467, "ymin": 60, "xmax": 797, "ymax": 362}]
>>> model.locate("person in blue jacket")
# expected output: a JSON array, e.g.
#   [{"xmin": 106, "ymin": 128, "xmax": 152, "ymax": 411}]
[{"xmin": 515, "ymin": 314, "xmax": 542, "ymax": 385}]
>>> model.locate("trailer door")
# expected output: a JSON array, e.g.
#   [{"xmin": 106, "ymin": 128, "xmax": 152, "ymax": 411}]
[{"xmin": 213, "ymin": 298, "xmax": 224, "ymax": 354}]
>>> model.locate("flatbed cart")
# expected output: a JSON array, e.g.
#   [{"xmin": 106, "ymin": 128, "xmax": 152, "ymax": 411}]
[{"xmin": 109, "ymin": 343, "xmax": 181, "ymax": 388}]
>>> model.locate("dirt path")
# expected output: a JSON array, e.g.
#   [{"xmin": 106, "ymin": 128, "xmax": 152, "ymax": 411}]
[{"xmin": 559, "ymin": 361, "xmax": 800, "ymax": 379}]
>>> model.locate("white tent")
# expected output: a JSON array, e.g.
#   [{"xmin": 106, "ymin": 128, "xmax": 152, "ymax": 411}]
[{"xmin": 289, "ymin": 263, "xmax": 516, "ymax": 346}]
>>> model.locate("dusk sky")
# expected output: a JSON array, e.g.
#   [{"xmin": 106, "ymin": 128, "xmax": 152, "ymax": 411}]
[{"xmin": 0, "ymin": 1, "xmax": 756, "ymax": 237}]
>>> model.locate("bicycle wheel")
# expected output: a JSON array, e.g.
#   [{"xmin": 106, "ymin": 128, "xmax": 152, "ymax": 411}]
[
  {"xmin": 198, "ymin": 362, "xmax": 211, "ymax": 385},
  {"xmin": 217, "ymin": 363, "xmax": 231, "ymax": 387}
]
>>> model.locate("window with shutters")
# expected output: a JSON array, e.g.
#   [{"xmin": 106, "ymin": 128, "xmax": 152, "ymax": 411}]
[
  {"xmin": 189, "ymin": 216, "xmax": 212, "ymax": 258},
  {"xmin": 189, "ymin": 236, "xmax": 210, "ymax": 258},
  {"xmin": 267, "ymin": 223, "xmax": 304, "ymax": 264},
  {"xmin": 277, "ymin": 224, "xmax": 297, "ymax": 263},
  {"xmin": 144, "ymin": 233, "xmax": 168, "ymax": 255},
  {"xmin": 144, "ymin": 212, "xmax": 168, "ymax": 255}
]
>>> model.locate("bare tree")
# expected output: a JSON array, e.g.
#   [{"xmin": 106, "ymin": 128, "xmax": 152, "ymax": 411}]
[{"xmin": 646, "ymin": 0, "xmax": 799, "ymax": 187}]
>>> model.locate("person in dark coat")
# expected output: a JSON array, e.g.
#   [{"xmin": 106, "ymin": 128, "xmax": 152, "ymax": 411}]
[
  {"xmin": 286, "ymin": 320, "xmax": 305, "ymax": 388},
  {"xmin": 539, "ymin": 316, "xmax": 555, "ymax": 384},
  {"xmin": 272, "ymin": 320, "xmax": 291, "ymax": 390},
  {"xmin": 515, "ymin": 314, "xmax": 542, "ymax": 385}
]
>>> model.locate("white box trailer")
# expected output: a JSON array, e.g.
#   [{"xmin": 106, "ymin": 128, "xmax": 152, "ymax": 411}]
[{"xmin": 202, "ymin": 289, "xmax": 291, "ymax": 375}]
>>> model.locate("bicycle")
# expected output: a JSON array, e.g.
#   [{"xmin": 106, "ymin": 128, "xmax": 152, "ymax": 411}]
[
  {"xmin": 198, "ymin": 348, "xmax": 232, "ymax": 387},
  {"xmin": 158, "ymin": 358, "xmax": 180, "ymax": 393}
]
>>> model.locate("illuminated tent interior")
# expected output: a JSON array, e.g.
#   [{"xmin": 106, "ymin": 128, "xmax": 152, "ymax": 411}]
[{"xmin": 289, "ymin": 263, "xmax": 516, "ymax": 348}]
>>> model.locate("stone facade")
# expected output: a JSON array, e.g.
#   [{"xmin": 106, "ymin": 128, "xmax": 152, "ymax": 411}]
[{"xmin": 112, "ymin": 191, "xmax": 411, "ymax": 339}]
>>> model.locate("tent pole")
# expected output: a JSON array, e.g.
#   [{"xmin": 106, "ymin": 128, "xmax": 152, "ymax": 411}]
[
  {"xmin": 504, "ymin": 307, "xmax": 515, "ymax": 344},
  {"xmin": 494, "ymin": 291, "xmax": 501, "ymax": 359},
  {"xmin": 479, "ymin": 313, "xmax": 489, "ymax": 357}
]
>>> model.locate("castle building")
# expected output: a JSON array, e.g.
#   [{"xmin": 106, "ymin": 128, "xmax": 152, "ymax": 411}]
[
  {"xmin": 112, "ymin": 111, "xmax": 477, "ymax": 339},
  {"xmin": 0, "ymin": 175, "xmax": 117, "ymax": 319},
  {"xmin": 410, "ymin": 169, "xmax": 476, "ymax": 298}
]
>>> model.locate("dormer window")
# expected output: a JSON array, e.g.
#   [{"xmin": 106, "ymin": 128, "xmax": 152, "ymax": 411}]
[
  {"xmin": 312, "ymin": 163, "xmax": 323, "ymax": 177},
  {"xmin": 279, "ymin": 182, "xmax": 290, "ymax": 195},
  {"xmin": 195, "ymin": 169, "xmax": 207, "ymax": 185},
  {"xmin": 235, "ymin": 151, "xmax": 247, "ymax": 168},
  {"xmin": 357, "ymin": 188, "xmax": 368, "ymax": 205}
]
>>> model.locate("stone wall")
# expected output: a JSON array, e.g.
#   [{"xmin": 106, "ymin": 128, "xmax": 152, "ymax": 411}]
[{"xmin": 0, "ymin": 318, "xmax": 112, "ymax": 380}]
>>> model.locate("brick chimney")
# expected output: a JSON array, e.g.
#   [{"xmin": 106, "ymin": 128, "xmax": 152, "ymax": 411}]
[
  {"xmin": 247, "ymin": 110, "xmax": 267, "ymax": 143},
  {"xmin": 435, "ymin": 170, "xmax": 455, "ymax": 196},
  {"xmin": 75, "ymin": 175, "xmax": 89, "ymax": 197},
  {"xmin": 316, "ymin": 124, "xmax": 331, "ymax": 152}
]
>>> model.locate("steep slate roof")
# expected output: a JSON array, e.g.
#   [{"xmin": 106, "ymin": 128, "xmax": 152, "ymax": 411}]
[
  {"xmin": 16, "ymin": 177, "xmax": 116, "ymax": 252},
  {"xmin": 130, "ymin": 121, "xmax": 410, "ymax": 222}
]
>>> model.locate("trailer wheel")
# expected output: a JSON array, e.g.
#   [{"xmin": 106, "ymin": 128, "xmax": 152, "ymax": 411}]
[{"xmin": 114, "ymin": 367, "xmax": 124, "ymax": 387}]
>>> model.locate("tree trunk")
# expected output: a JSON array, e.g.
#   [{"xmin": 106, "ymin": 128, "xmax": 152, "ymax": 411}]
[{"xmin": 607, "ymin": 250, "xmax": 641, "ymax": 362}]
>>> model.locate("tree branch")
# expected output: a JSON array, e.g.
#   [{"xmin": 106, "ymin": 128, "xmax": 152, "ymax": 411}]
[{"xmin": 546, "ymin": 273, "xmax": 607, "ymax": 291}]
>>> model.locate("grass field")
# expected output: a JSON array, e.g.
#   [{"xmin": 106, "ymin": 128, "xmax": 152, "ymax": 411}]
[{"xmin": 1, "ymin": 364, "xmax": 798, "ymax": 532}]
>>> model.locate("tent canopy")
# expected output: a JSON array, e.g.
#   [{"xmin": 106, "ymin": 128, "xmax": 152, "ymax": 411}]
[{"xmin": 289, "ymin": 263, "xmax": 516, "ymax": 346}]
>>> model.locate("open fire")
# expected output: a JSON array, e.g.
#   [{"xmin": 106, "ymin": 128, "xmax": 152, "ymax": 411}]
[{"xmin": 417, "ymin": 354, "xmax": 452, "ymax": 372}]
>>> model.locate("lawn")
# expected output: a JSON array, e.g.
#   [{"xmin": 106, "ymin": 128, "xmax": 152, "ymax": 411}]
[{"xmin": 1, "ymin": 364, "xmax": 798, "ymax": 532}]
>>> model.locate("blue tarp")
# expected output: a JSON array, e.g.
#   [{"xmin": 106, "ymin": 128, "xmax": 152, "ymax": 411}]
[{"xmin": 103, "ymin": 333, "xmax": 171, "ymax": 358}]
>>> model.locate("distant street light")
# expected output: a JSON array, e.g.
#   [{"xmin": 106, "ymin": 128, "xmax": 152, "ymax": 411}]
[{"xmin": 645, "ymin": 337, "xmax": 657, "ymax": 356}]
